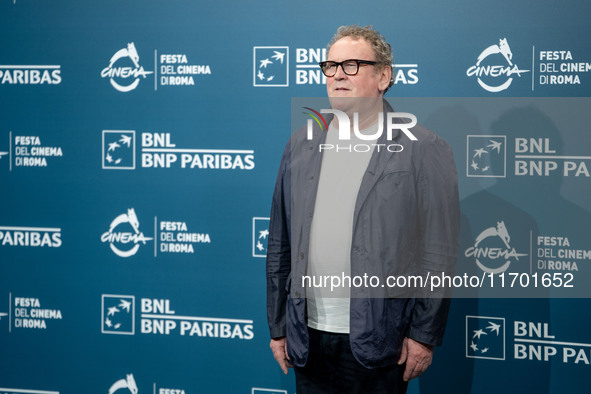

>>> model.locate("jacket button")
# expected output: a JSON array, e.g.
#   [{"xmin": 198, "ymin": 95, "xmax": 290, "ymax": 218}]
[
  {"xmin": 295, "ymin": 291, "xmax": 301, "ymax": 298},
  {"xmin": 299, "ymin": 252, "xmax": 304, "ymax": 260}
]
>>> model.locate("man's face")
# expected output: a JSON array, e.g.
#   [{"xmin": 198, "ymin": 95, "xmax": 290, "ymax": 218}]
[{"xmin": 326, "ymin": 36, "xmax": 390, "ymax": 99}]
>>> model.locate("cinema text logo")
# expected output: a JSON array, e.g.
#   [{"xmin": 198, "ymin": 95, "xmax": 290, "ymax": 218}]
[
  {"xmin": 101, "ymin": 295, "xmax": 254, "ymax": 340},
  {"xmin": 101, "ymin": 42, "xmax": 153, "ymax": 92},
  {"xmin": 464, "ymin": 221, "xmax": 527, "ymax": 274},
  {"xmin": 0, "ymin": 64, "xmax": 61, "ymax": 85},
  {"xmin": 102, "ymin": 131, "xmax": 254, "ymax": 170},
  {"xmin": 304, "ymin": 107, "xmax": 418, "ymax": 152},
  {"xmin": 101, "ymin": 208, "xmax": 153, "ymax": 258},
  {"xmin": 467, "ymin": 38, "xmax": 530, "ymax": 92},
  {"xmin": 108, "ymin": 374, "xmax": 138, "ymax": 394},
  {"xmin": 253, "ymin": 46, "xmax": 419, "ymax": 87},
  {"xmin": 467, "ymin": 314, "xmax": 591, "ymax": 365},
  {"xmin": 0, "ymin": 225, "xmax": 61, "ymax": 248}
]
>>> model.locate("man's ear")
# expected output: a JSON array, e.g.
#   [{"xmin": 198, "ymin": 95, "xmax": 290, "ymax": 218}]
[{"xmin": 378, "ymin": 65, "xmax": 392, "ymax": 93}]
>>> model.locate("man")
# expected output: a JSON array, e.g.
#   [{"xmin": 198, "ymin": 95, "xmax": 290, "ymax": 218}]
[{"xmin": 267, "ymin": 25, "xmax": 459, "ymax": 393}]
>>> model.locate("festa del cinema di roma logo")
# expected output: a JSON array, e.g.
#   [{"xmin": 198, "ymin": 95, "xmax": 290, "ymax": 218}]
[
  {"xmin": 101, "ymin": 42, "xmax": 153, "ymax": 92},
  {"xmin": 101, "ymin": 208, "xmax": 152, "ymax": 257},
  {"xmin": 464, "ymin": 221, "xmax": 528, "ymax": 274},
  {"xmin": 466, "ymin": 38, "xmax": 530, "ymax": 92}
]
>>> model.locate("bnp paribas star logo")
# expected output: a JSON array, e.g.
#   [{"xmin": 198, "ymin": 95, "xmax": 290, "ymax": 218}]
[
  {"xmin": 466, "ymin": 315, "xmax": 505, "ymax": 360},
  {"xmin": 466, "ymin": 135, "xmax": 506, "ymax": 178},
  {"xmin": 252, "ymin": 217, "xmax": 269, "ymax": 258},
  {"xmin": 102, "ymin": 295, "xmax": 135, "ymax": 335},
  {"xmin": 102, "ymin": 130, "xmax": 135, "ymax": 170},
  {"xmin": 253, "ymin": 46, "xmax": 289, "ymax": 87}
]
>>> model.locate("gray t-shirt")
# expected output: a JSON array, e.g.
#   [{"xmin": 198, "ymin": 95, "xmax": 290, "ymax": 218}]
[{"xmin": 307, "ymin": 121, "xmax": 377, "ymax": 333}]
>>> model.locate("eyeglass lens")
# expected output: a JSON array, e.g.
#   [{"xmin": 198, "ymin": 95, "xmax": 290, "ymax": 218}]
[{"xmin": 323, "ymin": 61, "xmax": 359, "ymax": 76}]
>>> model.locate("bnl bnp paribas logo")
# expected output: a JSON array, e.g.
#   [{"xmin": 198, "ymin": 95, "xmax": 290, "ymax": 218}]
[
  {"xmin": 253, "ymin": 46, "xmax": 419, "ymax": 87},
  {"xmin": 101, "ymin": 295, "xmax": 254, "ymax": 339},
  {"xmin": 466, "ymin": 135, "xmax": 506, "ymax": 177},
  {"xmin": 467, "ymin": 38, "xmax": 530, "ymax": 92},
  {"xmin": 102, "ymin": 130, "xmax": 255, "ymax": 171},
  {"xmin": 467, "ymin": 315, "xmax": 591, "ymax": 365},
  {"xmin": 101, "ymin": 42, "xmax": 153, "ymax": 92}
]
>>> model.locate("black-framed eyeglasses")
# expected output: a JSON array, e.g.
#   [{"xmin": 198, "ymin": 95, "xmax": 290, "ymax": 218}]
[{"xmin": 318, "ymin": 59, "xmax": 378, "ymax": 77}]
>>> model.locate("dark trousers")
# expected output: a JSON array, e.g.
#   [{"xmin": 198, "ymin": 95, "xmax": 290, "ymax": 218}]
[{"xmin": 294, "ymin": 328, "xmax": 408, "ymax": 394}]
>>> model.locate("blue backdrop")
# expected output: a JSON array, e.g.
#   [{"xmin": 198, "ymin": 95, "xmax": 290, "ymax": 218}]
[{"xmin": 1, "ymin": 1, "xmax": 590, "ymax": 393}]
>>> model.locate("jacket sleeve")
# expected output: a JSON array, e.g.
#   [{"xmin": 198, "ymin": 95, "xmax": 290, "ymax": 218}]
[
  {"xmin": 407, "ymin": 133, "xmax": 460, "ymax": 346},
  {"xmin": 266, "ymin": 143, "xmax": 292, "ymax": 339}
]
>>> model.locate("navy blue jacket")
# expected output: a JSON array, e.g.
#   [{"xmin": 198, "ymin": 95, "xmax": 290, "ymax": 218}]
[{"xmin": 266, "ymin": 100, "xmax": 460, "ymax": 368}]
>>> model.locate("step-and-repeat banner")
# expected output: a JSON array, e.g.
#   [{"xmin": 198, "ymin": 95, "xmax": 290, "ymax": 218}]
[{"xmin": 1, "ymin": 1, "xmax": 590, "ymax": 393}]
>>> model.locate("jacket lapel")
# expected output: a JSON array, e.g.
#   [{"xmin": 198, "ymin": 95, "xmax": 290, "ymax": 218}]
[{"xmin": 353, "ymin": 100, "xmax": 401, "ymax": 223}]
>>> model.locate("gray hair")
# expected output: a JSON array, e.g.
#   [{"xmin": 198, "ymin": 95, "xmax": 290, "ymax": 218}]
[{"xmin": 328, "ymin": 25, "xmax": 394, "ymax": 92}]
